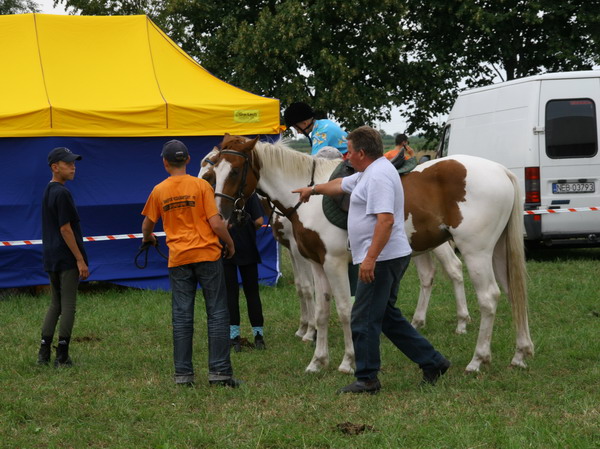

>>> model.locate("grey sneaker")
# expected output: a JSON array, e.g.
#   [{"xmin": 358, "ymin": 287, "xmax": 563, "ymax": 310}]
[
  {"xmin": 209, "ymin": 377, "xmax": 243, "ymax": 388},
  {"xmin": 337, "ymin": 378, "xmax": 381, "ymax": 394},
  {"xmin": 174, "ymin": 373, "xmax": 195, "ymax": 386}
]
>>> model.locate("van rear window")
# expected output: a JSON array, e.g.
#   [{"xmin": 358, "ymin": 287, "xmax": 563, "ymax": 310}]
[{"xmin": 545, "ymin": 99, "xmax": 598, "ymax": 158}]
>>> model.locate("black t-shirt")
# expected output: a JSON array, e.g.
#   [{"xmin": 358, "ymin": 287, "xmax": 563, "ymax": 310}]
[
  {"xmin": 225, "ymin": 194, "xmax": 264, "ymax": 266},
  {"xmin": 42, "ymin": 181, "xmax": 88, "ymax": 272}
]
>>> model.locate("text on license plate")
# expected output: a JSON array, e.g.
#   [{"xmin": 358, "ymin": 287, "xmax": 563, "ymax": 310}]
[{"xmin": 552, "ymin": 182, "xmax": 595, "ymax": 194}]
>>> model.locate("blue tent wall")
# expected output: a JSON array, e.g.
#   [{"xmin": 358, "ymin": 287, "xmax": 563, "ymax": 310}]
[{"xmin": 0, "ymin": 137, "xmax": 280, "ymax": 289}]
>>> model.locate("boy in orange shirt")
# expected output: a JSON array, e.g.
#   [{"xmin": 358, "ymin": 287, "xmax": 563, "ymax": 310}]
[{"xmin": 142, "ymin": 140, "xmax": 241, "ymax": 387}]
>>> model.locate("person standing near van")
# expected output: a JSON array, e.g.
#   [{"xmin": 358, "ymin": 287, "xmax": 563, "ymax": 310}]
[
  {"xmin": 141, "ymin": 140, "xmax": 242, "ymax": 387},
  {"xmin": 38, "ymin": 147, "xmax": 89, "ymax": 367}
]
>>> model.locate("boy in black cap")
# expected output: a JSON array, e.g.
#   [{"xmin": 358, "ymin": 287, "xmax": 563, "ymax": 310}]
[
  {"xmin": 141, "ymin": 139, "xmax": 242, "ymax": 387},
  {"xmin": 37, "ymin": 147, "xmax": 89, "ymax": 367}
]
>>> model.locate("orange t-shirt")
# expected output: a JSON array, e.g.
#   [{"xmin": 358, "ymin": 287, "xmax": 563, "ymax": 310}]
[
  {"xmin": 142, "ymin": 175, "xmax": 222, "ymax": 267},
  {"xmin": 384, "ymin": 149, "xmax": 400, "ymax": 160}
]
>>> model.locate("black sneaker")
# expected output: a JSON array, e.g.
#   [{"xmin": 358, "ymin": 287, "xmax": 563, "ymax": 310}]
[
  {"xmin": 337, "ymin": 378, "xmax": 381, "ymax": 394},
  {"xmin": 209, "ymin": 377, "xmax": 243, "ymax": 388},
  {"xmin": 422, "ymin": 358, "xmax": 451, "ymax": 385},
  {"xmin": 230, "ymin": 336, "xmax": 242, "ymax": 353},
  {"xmin": 254, "ymin": 334, "xmax": 266, "ymax": 350}
]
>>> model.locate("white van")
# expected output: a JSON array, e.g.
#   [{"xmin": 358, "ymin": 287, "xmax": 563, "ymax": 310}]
[{"xmin": 438, "ymin": 71, "xmax": 600, "ymax": 247}]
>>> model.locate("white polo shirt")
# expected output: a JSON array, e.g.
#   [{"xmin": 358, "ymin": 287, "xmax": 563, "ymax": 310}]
[{"xmin": 341, "ymin": 157, "xmax": 412, "ymax": 264}]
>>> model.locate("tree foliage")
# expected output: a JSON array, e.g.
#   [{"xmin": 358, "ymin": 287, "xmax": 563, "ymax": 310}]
[
  {"xmin": 56, "ymin": 0, "xmax": 600, "ymax": 139},
  {"xmin": 1, "ymin": 0, "xmax": 40, "ymax": 14}
]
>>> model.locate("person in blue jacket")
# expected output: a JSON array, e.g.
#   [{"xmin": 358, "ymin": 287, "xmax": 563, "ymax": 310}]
[{"xmin": 284, "ymin": 102, "xmax": 347, "ymax": 155}]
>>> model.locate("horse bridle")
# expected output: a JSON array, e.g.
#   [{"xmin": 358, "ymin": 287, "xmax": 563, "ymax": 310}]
[
  {"xmin": 210, "ymin": 147, "xmax": 317, "ymax": 222},
  {"xmin": 210, "ymin": 149, "xmax": 258, "ymax": 224}
]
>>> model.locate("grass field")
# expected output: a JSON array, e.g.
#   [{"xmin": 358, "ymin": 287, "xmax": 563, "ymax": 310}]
[{"xmin": 1, "ymin": 247, "xmax": 599, "ymax": 448}]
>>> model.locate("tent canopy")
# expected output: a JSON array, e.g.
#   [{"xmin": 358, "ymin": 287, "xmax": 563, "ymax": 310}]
[{"xmin": 0, "ymin": 14, "xmax": 282, "ymax": 137}]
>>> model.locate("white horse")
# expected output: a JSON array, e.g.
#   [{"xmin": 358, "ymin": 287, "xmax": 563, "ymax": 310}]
[{"xmin": 205, "ymin": 136, "xmax": 534, "ymax": 373}]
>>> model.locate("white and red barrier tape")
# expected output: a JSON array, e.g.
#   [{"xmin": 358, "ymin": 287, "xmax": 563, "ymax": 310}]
[
  {"xmin": 524, "ymin": 206, "xmax": 599, "ymax": 215},
  {"xmin": 1, "ymin": 209, "xmax": 598, "ymax": 247},
  {"xmin": 2, "ymin": 232, "xmax": 166, "ymax": 247}
]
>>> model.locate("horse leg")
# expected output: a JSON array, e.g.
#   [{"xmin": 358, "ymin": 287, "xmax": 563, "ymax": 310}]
[
  {"xmin": 304, "ymin": 264, "xmax": 331, "ymax": 373},
  {"xmin": 433, "ymin": 242, "xmax": 471, "ymax": 334},
  {"xmin": 322, "ymin": 258, "xmax": 355, "ymax": 374},
  {"xmin": 410, "ymin": 252, "xmax": 435, "ymax": 330},
  {"xmin": 460, "ymin": 250, "xmax": 501, "ymax": 373},
  {"xmin": 289, "ymin": 246, "xmax": 316, "ymax": 341}
]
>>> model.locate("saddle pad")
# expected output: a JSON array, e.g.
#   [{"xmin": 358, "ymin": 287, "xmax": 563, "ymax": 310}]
[
  {"xmin": 322, "ymin": 157, "xmax": 419, "ymax": 230},
  {"xmin": 322, "ymin": 161, "xmax": 352, "ymax": 230}
]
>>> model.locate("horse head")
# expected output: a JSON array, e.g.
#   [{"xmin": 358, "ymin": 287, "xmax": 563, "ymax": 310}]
[{"xmin": 210, "ymin": 133, "xmax": 260, "ymax": 222}]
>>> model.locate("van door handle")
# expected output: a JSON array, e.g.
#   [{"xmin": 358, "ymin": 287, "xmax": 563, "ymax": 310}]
[{"xmin": 533, "ymin": 126, "xmax": 545, "ymax": 135}]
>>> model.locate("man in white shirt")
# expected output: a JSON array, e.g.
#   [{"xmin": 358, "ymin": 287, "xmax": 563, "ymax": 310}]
[{"xmin": 293, "ymin": 126, "xmax": 450, "ymax": 394}]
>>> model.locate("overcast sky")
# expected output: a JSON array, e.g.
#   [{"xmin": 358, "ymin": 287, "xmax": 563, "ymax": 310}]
[{"xmin": 36, "ymin": 0, "xmax": 416, "ymax": 135}]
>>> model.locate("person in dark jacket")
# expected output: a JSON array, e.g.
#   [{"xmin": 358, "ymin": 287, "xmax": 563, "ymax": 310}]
[{"xmin": 38, "ymin": 147, "xmax": 89, "ymax": 367}]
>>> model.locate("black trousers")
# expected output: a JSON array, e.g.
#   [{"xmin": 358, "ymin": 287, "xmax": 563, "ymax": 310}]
[{"xmin": 223, "ymin": 262, "xmax": 264, "ymax": 328}]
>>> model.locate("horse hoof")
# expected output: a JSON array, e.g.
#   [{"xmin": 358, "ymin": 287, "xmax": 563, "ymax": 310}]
[
  {"xmin": 305, "ymin": 365, "xmax": 321, "ymax": 373},
  {"xmin": 337, "ymin": 365, "xmax": 354, "ymax": 375},
  {"xmin": 411, "ymin": 319, "xmax": 425, "ymax": 329},
  {"xmin": 302, "ymin": 333, "xmax": 316, "ymax": 343},
  {"xmin": 509, "ymin": 359, "xmax": 528, "ymax": 369}
]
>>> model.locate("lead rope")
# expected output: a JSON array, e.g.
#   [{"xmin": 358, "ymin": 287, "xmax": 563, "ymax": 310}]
[
  {"xmin": 135, "ymin": 240, "xmax": 169, "ymax": 269},
  {"xmin": 291, "ymin": 158, "xmax": 317, "ymax": 212}
]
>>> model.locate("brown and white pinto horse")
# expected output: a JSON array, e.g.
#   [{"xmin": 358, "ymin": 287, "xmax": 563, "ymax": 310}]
[
  {"xmin": 201, "ymin": 148, "xmax": 469, "ymax": 340},
  {"xmin": 205, "ymin": 135, "xmax": 534, "ymax": 373}
]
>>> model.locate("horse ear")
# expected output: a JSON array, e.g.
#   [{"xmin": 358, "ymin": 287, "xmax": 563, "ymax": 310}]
[{"xmin": 240, "ymin": 136, "xmax": 260, "ymax": 153}]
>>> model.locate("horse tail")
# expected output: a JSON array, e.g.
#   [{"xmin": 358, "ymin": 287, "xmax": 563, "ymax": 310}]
[{"xmin": 503, "ymin": 169, "xmax": 534, "ymax": 358}]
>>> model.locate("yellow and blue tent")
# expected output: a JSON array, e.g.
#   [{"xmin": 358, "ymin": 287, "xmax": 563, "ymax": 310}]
[{"xmin": 0, "ymin": 14, "xmax": 282, "ymax": 288}]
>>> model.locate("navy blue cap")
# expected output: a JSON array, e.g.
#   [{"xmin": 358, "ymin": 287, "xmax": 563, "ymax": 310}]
[
  {"xmin": 161, "ymin": 140, "xmax": 189, "ymax": 162},
  {"xmin": 48, "ymin": 147, "xmax": 82, "ymax": 166}
]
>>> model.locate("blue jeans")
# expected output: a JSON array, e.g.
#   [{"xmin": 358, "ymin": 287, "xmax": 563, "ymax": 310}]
[
  {"xmin": 352, "ymin": 255, "xmax": 445, "ymax": 380},
  {"xmin": 168, "ymin": 259, "xmax": 232, "ymax": 381}
]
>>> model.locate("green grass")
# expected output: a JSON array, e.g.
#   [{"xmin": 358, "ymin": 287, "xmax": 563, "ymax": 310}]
[{"xmin": 1, "ymin": 247, "xmax": 599, "ymax": 448}]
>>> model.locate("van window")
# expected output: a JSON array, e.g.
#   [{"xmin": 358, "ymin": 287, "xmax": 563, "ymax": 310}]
[
  {"xmin": 545, "ymin": 99, "xmax": 598, "ymax": 158},
  {"xmin": 437, "ymin": 124, "xmax": 451, "ymax": 158}
]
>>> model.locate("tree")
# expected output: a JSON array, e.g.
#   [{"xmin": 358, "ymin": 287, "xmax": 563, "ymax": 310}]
[
  {"xmin": 402, "ymin": 0, "xmax": 600, "ymax": 137},
  {"xmin": 58, "ymin": 0, "xmax": 414, "ymax": 132},
  {"xmin": 1, "ymin": 0, "xmax": 40, "ymax": 13},
  {"xmin": 55, "ymin": 0, "xmax": 600, "ymax": 139}
]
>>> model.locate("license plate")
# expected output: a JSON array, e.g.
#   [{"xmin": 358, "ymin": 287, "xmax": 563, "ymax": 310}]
[{"xmin": 552, "ymin": 182, "xmax": 595, "ymax": 194}]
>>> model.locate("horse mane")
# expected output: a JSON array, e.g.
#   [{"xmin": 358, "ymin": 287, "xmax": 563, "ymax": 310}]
[{"xmin": 253, "ymin": 140, "xmax": 342, "ymax": 181}]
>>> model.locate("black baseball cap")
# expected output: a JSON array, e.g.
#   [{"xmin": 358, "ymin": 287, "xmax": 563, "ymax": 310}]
[
  {"xmin": 47, "ymin": 147, "xmax": 82, "ymax": 166},
  {"xmin": 161, "ymin": 140, "xmax": 189, "ymax": 162}
]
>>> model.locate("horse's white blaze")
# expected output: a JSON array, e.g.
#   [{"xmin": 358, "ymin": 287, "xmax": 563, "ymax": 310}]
[{"xmin": 212, "ymin": 159, "xmax": 233, "ymax": 217}]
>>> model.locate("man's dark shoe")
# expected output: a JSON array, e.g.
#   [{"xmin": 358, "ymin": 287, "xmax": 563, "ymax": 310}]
[
  {"xmin": 254, "ymin": 334, "xmax": 266, "ymax": 350},
  {"xmin": 422, "ymin": 358, "xmax": 451, "ymax": 385},
  {"xmin": 337, "ymin": 378, "xmax": 381, "ymax": 394},
  {"xmin": 209, "ymin": 377, "xmax": 243, "ymax": 388},
  {"xmin": 230, "ymin": 336, "xmax": 242, "ymax": 353}
]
